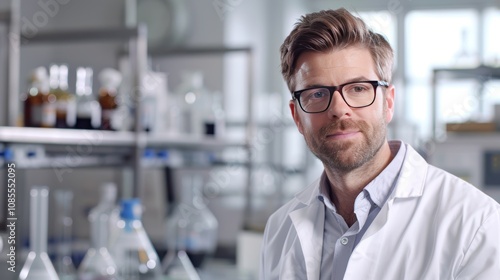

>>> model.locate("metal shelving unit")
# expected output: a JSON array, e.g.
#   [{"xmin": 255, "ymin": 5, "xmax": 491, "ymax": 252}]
[
  {"xmin": 431, "ymin": 64, "xmax": 500, "ymax": 140},
  {"xmin": 1, "ymin": 0, "xmax": 256, "ymax": 227}
]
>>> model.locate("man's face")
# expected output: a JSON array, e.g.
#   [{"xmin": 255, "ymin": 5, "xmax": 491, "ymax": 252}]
[{"xmin": 289, "ymin": 46, "xmax": 395, "ymax": 172}]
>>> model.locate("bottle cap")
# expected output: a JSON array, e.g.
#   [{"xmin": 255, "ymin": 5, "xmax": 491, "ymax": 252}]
[
  {"xmin": 120, "ymin": 198, "xmax": 142, "ymax": 220},
  {"xmin": 99, "ymin": 68, "xmax": 122, "ymax": 90}
]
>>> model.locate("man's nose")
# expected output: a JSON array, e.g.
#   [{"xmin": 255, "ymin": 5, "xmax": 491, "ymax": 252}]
[{"xmin": 327, "ymin": 91, "xmax": 352, "ymax": 119}]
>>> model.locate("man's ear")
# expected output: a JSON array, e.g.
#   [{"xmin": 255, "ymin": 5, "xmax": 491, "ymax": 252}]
[
  {"xmin": 384, "ymin": 85, "xmax": 395, "ymax": 123},
  {"xmin": 289, "ymin": 99, "xmax": 304, "ymax": 134}
]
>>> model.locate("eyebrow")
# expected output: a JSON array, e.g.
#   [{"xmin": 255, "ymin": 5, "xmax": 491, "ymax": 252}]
[{"xmin": 299, "ymin": 76, "xmax": 373, "ymax": 91}]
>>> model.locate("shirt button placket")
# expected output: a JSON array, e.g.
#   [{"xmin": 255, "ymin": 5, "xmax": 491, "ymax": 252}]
[{"xmin": 340, "ymin": 237, "xmax": 349, "ymax": 245}]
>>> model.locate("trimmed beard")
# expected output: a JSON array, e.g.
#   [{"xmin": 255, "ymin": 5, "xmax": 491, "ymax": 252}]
[{"xmin": 304, "ymin": 112, "xmax": 387, "ymax": 173}]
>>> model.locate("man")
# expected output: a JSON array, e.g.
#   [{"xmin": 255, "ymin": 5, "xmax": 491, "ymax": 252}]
[{"xmin": 260, "ymin": 8, "xmax": 500, "ymax": 280}]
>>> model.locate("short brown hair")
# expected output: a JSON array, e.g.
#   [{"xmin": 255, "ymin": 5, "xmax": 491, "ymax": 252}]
[{"xmin": 280, "ymin": 8, "xmax": 393, "ymax": 92}]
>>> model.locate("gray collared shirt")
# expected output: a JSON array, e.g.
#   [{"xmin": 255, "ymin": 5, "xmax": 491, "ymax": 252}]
[{"xmin": 318, "ymin": 140, "xmax": 407, "ymax": 280}]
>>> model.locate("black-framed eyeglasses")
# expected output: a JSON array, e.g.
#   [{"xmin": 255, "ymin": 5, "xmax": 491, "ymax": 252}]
[{"xmin": 292, "ymin": 80, "xmax": 389, "ymax": 113}]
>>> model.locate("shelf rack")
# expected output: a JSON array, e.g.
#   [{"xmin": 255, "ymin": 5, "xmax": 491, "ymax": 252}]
[
  {"xmin": 431, "ymin": 64, "xmax": 500, "ymax": 140},
  {"xmin": 4, "ymin": 0, "xmax": 148, "ymax": 197},
  {"xmin": 1, "ymin": 0, "xmax": 256, "ymax": 231}
]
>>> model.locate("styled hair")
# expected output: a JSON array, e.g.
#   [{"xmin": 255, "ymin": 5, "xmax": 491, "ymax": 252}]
[{"xmin": 280, "ymin": 8, "xmax": 394, "ymax": 92}]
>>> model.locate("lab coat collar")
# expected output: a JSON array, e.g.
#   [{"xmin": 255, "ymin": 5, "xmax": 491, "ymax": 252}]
[
  {"xmin": 361, "ymin": 143, "xmax": 428, "ymax": 242},
  {"xmin": 288, "ymin": 143, "xmax": 428, "ymax": 278},
  {"xmin": 289, "ymin": 179, "xmax": 324, "ymax": 280},
  {"xmin": 391, "ymin": 143, "xmax": 427, "ymax": 199},
  {"xmin": 294, "ymin": 177, "xmax": 322, "ymax": 205}
]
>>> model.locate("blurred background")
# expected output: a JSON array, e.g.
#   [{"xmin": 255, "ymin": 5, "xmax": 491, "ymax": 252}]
[{"xmin": 0, "ymin": 0, "xmax": 499, "ymax": 279}]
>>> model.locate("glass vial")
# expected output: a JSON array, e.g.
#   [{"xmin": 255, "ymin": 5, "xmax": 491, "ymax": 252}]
[
  {"xmin": 19, "ymin": 186, "xmax": 60, "ymax": 280},
  {"xmin": 110, "ymin": 198, "xmax": 163, "ymax": 280}
]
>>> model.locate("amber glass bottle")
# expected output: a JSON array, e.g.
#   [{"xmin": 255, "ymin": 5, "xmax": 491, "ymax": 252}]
[
  {"xmin": 23, "ymin": 67, "xmax": 56, "ymax": 128},
  {"xmin": 98, "ymin": 68, "xmax": 122, "ymax": 130},
  {"xmin": 40, "ymin": 91, "xmax": 57, "ymax": 128},
  {"xmin": 23, "ymin": 67, "xmax": 46, "ymax": 127}
]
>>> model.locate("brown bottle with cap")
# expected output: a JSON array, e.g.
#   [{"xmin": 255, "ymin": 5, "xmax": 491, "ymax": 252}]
[{"xmin": 98, "ymin": 68, "xmax": 122, "ymax": 130}]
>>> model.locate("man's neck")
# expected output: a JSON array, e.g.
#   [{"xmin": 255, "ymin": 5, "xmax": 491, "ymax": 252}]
[{"xmin": 324, "ymin": 141, "xmax": 394, "ymax": 226}]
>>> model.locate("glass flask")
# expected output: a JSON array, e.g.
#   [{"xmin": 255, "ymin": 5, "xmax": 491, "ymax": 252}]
[
  {"xmin": 164, "ymin": 174, "xmax": 218, "ymax": 271},
  {"xmin": 19, "ymin": 186, "xmax": 60, "ymax": 280},
  {"xmin": 78, "ymin": 184, "xmax": 120, "ymax": 280},
  {"xmin": 110, "ymin": 198, "xmax": 163, "ymax": 280},
  {"xmin": 54, "ymin": 190, "xmax": 77, "ymax": 280},
  {"xmin": 163, "ymin": 250, "xmax": 200, "ymax": 280}
]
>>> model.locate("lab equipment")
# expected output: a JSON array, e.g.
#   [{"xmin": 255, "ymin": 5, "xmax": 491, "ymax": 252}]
[
  {"xmin": 54, "ymin": 190, "xmax": 77, "ymax": 280},
  {"xmin": 110, "ymin": 198, "xmax": 163, "ymax": 280},
  {"xmin": 164, "ymin": 174, "xmax": 218, "ymax": 269},
  {"xmin": 19, "ymin": 186, "xmax": 60, "ymax": 280},
  {"xmin": 78, "ymin": 184, "xmax": 120, "ymax": 280}
]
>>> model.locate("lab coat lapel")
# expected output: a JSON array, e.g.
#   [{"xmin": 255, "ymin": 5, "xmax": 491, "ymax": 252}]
[
  {"xmin": 289, "ymin": 201, "xmax": 324, "ymax": 280},
  {"xmin": 360, "ymin": 144, "xmax": 428, "ymax": 240}
]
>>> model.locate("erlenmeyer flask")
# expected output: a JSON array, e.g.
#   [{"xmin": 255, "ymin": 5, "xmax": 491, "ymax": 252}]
[
  {"xmin": 162, "ymin": 250, "xmax": 200, "ymax": 280},
  {"xmin": 110, "ymin": 198, "xmax": 163, "ymax": 280},
  {"xmin": 78, "ymin": 184, "xmax": 120, "ymax": 280},
  {"xmin": 164, "ymin": 174, "xmax": 218, "ymax": 275},
  {"xmin": 19, "ymin": 186, "xmax": 59, "ymax": 280}
]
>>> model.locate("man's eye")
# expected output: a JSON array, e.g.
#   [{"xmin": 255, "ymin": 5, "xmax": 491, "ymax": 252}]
[
  {"xmin": 312, "ymin": 91, "xmax": 326, "ymax": 98},
  {"xmin": 306, "ymin": 89, "xmax": 329, "ymax": 99}
]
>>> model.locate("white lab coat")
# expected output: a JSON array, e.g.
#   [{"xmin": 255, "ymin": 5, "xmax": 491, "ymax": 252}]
[{"xmin": 260, "ymin": 144, "xmax": 500, "ymax": 280}]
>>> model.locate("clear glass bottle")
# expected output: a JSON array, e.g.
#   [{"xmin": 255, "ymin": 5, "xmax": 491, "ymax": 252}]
[
  {"xmin": 50, "ymin": 64, "xmax": 76, "ymax": 129},
  {"xmin": 172, "ymin": 72, "xmax": 213, "ymax": 137},
  {"xmin": 90, "ymin": 183, "xmax": 120, "ymax": 248},
  {"xmin": 204, "ymin": 90, "xmax": 225, "ymax": 138},
  {"xmin": 164, "ymin": 174, "xmax": 218, "ymax": 270},
  {"xmin": 40, "ymin": 72, "xmax": 57, "ymax": 128},
  {"xmin": 75, "ymin": 67, "xmax": 101, "ymax": 129},
  {"xmin": 78, "ymin": 184, "xmax": 120, "ymax": 280},
  {"xmin": 54, "ymin": 190, "xmax": 77, "ymax": 280},
  {"xmin": 19, "ymin": 186, "xmax": 60, "ymax": 280},
  {"xmin": 110, "ymin": 198, "xmax": 163, "ymax": 280}
]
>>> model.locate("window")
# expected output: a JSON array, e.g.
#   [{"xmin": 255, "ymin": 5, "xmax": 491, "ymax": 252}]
[
  {"xmin": 405, "ymin": 9, "xmax": 480, "ymax": 139},
  {"xmin": 483, "ymin": 8, "xmax": 500, "ymax": 65}
]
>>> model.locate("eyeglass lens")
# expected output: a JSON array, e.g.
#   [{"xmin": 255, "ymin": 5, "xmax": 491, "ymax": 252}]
[{"xmin": 299, "ymin": 82, "xmax": 376, "ymax": 112}]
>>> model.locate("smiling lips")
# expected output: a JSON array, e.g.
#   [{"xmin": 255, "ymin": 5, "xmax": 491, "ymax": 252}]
[{"xmin": 326, "ymin": 130, "xmax": 360, "ymax": 140}]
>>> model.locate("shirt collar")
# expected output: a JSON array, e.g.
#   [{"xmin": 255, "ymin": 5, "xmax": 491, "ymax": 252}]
[
  {"xmin": 362, "ymin": 140, "xmax": 406, "ymax": 208},
  {"xmin": 317, "ymin": 140, "xmax": 406, "ymax": 210}
]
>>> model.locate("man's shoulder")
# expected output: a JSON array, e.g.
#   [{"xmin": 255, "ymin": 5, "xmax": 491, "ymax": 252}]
[
  {"xmin": 265, "ymin": 179, "xmax": 321, "ymax": 231},
  {"xmin": 424, "ymin": 163, "xmax": 500, "ymax": 211}
]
